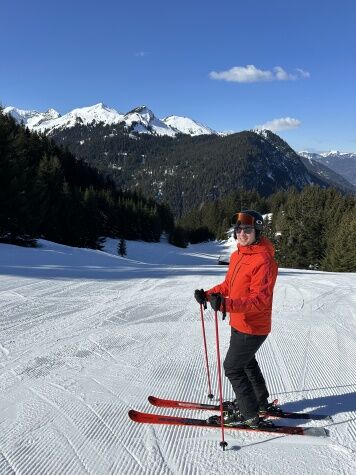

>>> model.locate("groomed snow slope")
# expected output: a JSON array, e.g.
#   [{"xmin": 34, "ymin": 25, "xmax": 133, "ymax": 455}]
[{"xmin": 0, "ymin": 239, "xmax": 355, "ymax": 475}]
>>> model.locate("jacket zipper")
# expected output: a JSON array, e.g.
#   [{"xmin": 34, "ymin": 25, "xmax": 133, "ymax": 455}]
[{"xmin": 229, "ymin": 254, "xmax": 243, "ymax": 292}]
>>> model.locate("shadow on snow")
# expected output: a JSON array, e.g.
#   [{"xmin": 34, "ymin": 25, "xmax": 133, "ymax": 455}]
[{"xmin": 283, "ymin": 390, "xmax": 356, "ymax": 419}]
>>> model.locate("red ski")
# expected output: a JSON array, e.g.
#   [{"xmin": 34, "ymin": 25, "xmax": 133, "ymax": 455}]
[
  {"xmin": 129, "ymin": 409, "xmax": 329, "ymax": 437},
  {"xmin": 148, "ymin": 395, "xmax": 332, "ymax": 421}
]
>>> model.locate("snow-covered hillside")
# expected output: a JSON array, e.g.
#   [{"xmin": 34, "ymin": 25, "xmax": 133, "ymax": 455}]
[
  {"xmin": 0, "ymin": 239, "xmax": 355, "ymax": 474},
  {"xmin": 162, "ymin": 115, "xmax": 216, "ymax": 136},
  {"xmin": 3, "ymin": 106, "xmax": 60, "ymax": 129},
  {"xmin": 3, "ymin": 104, "xmax": 217, "ymax": 137}
]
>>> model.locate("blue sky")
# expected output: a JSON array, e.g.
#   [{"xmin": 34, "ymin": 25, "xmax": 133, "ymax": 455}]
[{"xmin": 1, "ymin": 0, "xmax": 355, "ymax": 151}]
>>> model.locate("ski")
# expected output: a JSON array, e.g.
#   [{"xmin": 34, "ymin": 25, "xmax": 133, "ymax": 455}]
[
  {"xmin": 129, "ymin": 409, "xmax": 329, "ymax": 437},
  {"xmin": 148, "ymin": 396, "xmax": 332, "ymax": 421}
]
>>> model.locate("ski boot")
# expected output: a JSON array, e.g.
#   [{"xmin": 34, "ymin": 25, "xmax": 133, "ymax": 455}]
[
  {"xmin": 208, "ymin": 399, "xmax": 276, "ymax": 428},
  {"xmin": 221, "ymin": 399, "xmax": 244, "ymax": 425},
  {"xmin": 222, "ymin": 399, "xmax": 239, "ymax": 413},
  {"xmin": 259, "ymin": 399, "xmax": 283, "ymax": 416},
  {"xmin": 222, "ymin": 403, "xmax": 267, "ymax": 428},
  {"xmin": 207, "ymin": 400, "xmax": 242, "ymax": 426},
  {"xmin": 223, "ymin": 410, "xmax": 275, "ymax": 428}
]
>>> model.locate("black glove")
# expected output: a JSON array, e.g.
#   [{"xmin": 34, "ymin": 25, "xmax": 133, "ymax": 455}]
[
  {"xmin": 209, "ymin": 293, "xmax": 224, "ymax": 312},
  {"xmin": 194, "ymin": 289, "xmax": 206, "ymax": 305}
]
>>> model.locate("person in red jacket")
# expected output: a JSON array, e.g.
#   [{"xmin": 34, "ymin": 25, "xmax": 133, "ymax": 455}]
[{"xmin": 194, "ymin": 210, "xmax": 278, "ymax": 428}]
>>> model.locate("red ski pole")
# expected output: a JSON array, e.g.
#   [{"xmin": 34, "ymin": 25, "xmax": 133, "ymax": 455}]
[
  {"xmin": 199, "ymin": 303, "xmax": 214, "ymax": 399},
  {"xmin": 214, "ymin": 309, "xmax": 228, "ymax": 451}
]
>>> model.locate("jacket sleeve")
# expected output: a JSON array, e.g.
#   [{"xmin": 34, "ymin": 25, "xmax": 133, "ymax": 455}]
[{"xmin": 225, "ymin": 257, "xmax": 277, "ymax": 313}]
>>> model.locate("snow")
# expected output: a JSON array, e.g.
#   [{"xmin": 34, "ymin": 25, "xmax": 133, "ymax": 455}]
[
  {"xmin": 254, "ymin": 128, "xmax": 270, "ymax": 138},
  {"xmin": 1, "ymin": 238, "xmax": 356, "ymax": 474},
  {"xmin": 162, "ymin": 115, "xmax": 216, "ymax": 136},
  {"xmin": 321, "ymin": 151, "xmax": 356, "ymax": 159},
  {"xmin": 35, "ymin": 103, "xmax": 125, "ymax": 134},
  {"xmin": 123, "ymin": 107, "xmax": 177, "ymax": 137},
  {"xmin": 300, "ymin": 150, "xmax": 356, "ymax": 160},
  {"xmin": 3, "ymin": 104, "xmax": 124, "ymax": 134},
  {"xmin": 3, "ymin": 106, "xmax": 60, "ymax": 129}
]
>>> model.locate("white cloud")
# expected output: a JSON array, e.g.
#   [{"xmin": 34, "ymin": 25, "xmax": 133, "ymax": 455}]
[
  {"xmin": 210, "ymin": 65, "xmax": 272, "ymax": 82},
  {"xmin": 296, "ymin": 68, "xmax": 311, "ymax": 78},
  {"xmin": 209, "ymin": 65, "xmax": 310, "ymax": 83},
  {"xmin": 274, "ymin": 66, "xmax": 291, "ymax": 80},
  {"xmin": 255, "ymin": 117, "xmax": 301, "ymax": 132}
]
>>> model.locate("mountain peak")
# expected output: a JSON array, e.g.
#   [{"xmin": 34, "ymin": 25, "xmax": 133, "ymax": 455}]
[
  {"xmin": 254, "ymin": 128, "xmax": 271, "ymax": 139},
  {"xmin": 132, "ymin": 105, "xmax": 152, "ymax": 113},
  {"xmin": 162, "ymin": 115, "xmax": 216, "ymax": 136},
  {"xmin": 125, "ymin": 106, "xmax": 155, "ymax": 120},
  {"xmin": 88, "ymin": 102, "xmax": 109, "ymax": 110},
  {"xmin": 3, "ymin": 106, "xmax": 61, "ymax": 128},
  {"xmin": 46, "ymin": 108, "xmax": 61, "ymax": 116}
]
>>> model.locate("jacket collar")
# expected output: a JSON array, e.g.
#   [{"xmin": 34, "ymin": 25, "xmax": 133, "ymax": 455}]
[{"xmin": 237, "ymin": 237, "xmax": 275, "ymax": 256}]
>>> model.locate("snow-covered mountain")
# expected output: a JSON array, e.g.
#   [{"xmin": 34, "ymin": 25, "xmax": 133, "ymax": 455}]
[
  {"xmin": 4, "ymin": 103, "xmax": 217, "ymax": 137},
  {"xmin": 162, "ymin": 115, "xmax": 216, "ymax": 136},
  {"xmin": 320, "ymin": 150, "xmax": 356, "ymax": 159},
  {"xmin": 299, "ymin": 150, "xmax": 356, "ymax": 163},
  {"xmin": 299, "ymin": 150, "xmax": 356, "ymax": 186},
  {"xmin": 122, "ymin": 106, "xmax": 176, "ymax": 136},
  {"xmin": 3, "ymin": 106, "xmax": 60, "ymax": 129},
  {"xmin": 40, "ymin": 103, "xmax": 125, "ymax": 134},
  {"xmin": 4, "ymin": 103, "xmax": 124, "ymax": 134}
]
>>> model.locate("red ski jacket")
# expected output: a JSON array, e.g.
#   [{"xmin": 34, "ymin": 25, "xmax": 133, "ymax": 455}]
[{"xmin": 206, "ymin": 237, "xmax": 278, "ymax": 335}]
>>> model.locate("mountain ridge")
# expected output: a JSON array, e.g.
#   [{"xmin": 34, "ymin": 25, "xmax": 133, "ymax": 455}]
[
  {"xmin": 299, "ymin": 150, "xmax": 356, "ymax": 186},
  {"xmin": 5, "ymin": 104, "xmax": 355, "ymax": 156},
  {"xmin": 4, "ymin": 103, "xmax": 217, "ymax": 137}
]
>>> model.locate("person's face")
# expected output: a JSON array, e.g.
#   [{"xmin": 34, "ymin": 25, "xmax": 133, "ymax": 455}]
[{"xmin": 236, "ymin": 225, "xmax": 256, "ymax": 246}]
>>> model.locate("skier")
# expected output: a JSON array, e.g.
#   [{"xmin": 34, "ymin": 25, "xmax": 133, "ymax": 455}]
[{"xmin": 194, "ymin": 210, "xmax": 278, "ymax": 428}]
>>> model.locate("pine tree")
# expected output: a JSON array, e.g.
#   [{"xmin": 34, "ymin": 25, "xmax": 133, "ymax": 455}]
[
  {"xmin": 118, "ymin": 238, "xmax": 127, "ymax": 257},
  {"xmin": 82, "ymin": 187, "xmax": 105, "ymax": 249},
  {"xmin": 34, "ymin": 154, "xmax": 65, "ymax": 241},
  {"xmin": 168, "ymin": 226, "xmax": 188, "ymax": 248}
]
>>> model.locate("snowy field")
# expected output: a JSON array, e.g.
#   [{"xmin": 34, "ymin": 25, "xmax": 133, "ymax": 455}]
[{"xmin": 0, "ymin": 238, "xmax": 356, "ymax": 475}]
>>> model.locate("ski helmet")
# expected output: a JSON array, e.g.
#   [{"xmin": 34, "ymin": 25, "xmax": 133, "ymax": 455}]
[{"xmin": 233, "ymin": 210, "xmax": 264, "ymax": 240}]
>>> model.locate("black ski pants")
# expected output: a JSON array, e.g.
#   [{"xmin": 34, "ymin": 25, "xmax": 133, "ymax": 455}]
[{"xmin": 223, "ymin": 327, "xmax": 269, "ymax": 419}]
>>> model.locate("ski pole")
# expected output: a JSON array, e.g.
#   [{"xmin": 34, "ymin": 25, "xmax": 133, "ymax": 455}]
[
  {"xmin": 199, "ymin": 303, "xmax": 214, "ymax": 399},
  {"xmin": 214, "ymin": 309, "xmax": 228, "ymax": 451}
]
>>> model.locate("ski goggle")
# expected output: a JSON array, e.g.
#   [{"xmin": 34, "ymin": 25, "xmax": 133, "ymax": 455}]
[{"xmin": 236, "ymin": 212, "xmax": 256, "ymax": 226}]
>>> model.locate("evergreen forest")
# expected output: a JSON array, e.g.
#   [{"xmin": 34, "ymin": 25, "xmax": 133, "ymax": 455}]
[{"xmin": 0, "ymin": 109, "xmax": 174, "ymax": 249}]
